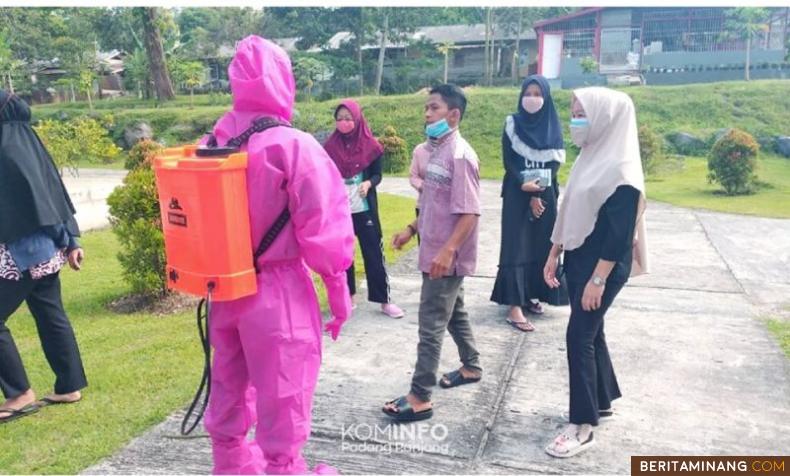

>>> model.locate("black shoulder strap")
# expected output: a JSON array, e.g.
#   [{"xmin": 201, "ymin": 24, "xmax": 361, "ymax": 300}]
[
  {"xmin": 253, "ymin": 208, "xmax": 291, "ymax": 273},
  {"xmin": 218, "ymin": 116, "xmax": 294, "ymax": 273},
  {"xmin": 228, "ymin": 116, "xmax": 290, "ymax": 148}
]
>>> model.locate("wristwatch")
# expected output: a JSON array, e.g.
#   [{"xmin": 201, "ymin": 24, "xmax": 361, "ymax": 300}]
[{"xmin": 591, "ymin": 275, "xmax": 606, "ymax": 287}]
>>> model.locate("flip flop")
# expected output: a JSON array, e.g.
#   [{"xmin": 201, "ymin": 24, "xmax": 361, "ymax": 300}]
[
  {"xmin": 382, "ymin": 396, "xmax": 433, "ymax": 422},
  {"xmin": 506, "ymin": 318, "xmax": 535, "ymax": 332},
  {"xmin": 0, "ymin": 403, "xmax": 40, "ymax": 424},
  {"xmin": 439, "ymin": 369, "xmax": 482, "ymax": 389},
  {"xmin": 36, "ymin": 396, "xmax": 82, "ymax": 408},
  {"xmin": 525, "ymin": 302, "xmax": 545, "ymax": 315}
]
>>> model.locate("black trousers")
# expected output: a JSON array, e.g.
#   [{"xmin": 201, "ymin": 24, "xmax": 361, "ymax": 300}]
[
  {"xmin": 346, "ymin": 211, "xmax": 391, "ymax": 304},
  {"xmin": 566, "ymin": 279, "xmax": 624, "ymax": 426},
  {"xmin": 0, "ymin": 272, "xmax": 87, "ymax": 399}
]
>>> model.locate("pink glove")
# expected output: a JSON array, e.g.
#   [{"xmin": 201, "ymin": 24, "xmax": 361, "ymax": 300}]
[
  {"xmin": 322, "ymin": 273, "xmax": 352, "ymax": 341},
  {"xmin": 324, "ymin": 316, "xmax": 347, "ymax": 341}
]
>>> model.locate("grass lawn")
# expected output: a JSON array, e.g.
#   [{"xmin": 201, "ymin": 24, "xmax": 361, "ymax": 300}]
[
  {"xmin": 767, "ymin": 319, "xmax": 790, "ymax": 359},
  {"xmin": 312, "ymin": 192, "xmax": 417, "ymax": 305},
  {"xmin": 34, "ymin": 81, "xmax": 790, "ymax": 180},
  {"xmin": 646, "ymin": 154, "xmax": 790, "ymax": 218},
  {"xmin": 1, "ymin": 192, "xmax": 415, "ymax": 474},
  {"xmin": 0, "ymin": 231, "xmax": 201, "ymax": 475}
]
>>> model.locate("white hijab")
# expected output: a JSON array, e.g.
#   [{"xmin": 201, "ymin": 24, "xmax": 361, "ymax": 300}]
[{"xmin": 551, "ymin": 87, "xmax": 650, "ymax": 277}]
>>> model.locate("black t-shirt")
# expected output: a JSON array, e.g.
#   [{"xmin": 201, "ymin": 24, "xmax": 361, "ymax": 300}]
[{"xmin": 564, "ymin": 185, "xmax": 640, "ymax": 284}]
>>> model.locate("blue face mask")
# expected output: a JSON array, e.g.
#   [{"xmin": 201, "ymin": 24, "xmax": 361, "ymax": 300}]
[
  {"xmin": 569, "ymin": 118, "xmax": 591, "ymax": 147},
  {"xmin": 570, "ymin": 118, "xmax": 589, "ymax": 128},
  {"xmin": 425, "ymin": 118, "xmax": 451, "ymax": 139}
]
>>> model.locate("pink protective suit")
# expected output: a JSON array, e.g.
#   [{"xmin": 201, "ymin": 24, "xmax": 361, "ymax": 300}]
[{"xmin": 202, "ymin": 36, "xmax": 355, "ymax": 475}]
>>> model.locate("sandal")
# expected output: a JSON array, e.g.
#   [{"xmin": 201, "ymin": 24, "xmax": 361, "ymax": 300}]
[
  {"xmin": 545, "ymin": 431, "xmax": 596, "ymax": 458},
  {"xmin": 36, "ymin": 396, "xmax": 82, "ymax": 408},
  {"xmin": 526, "ymin": 301, "xmax": 544, "ymax": 315},
  {"xmin": 561, "ymin": 408, "xmax": 614, "ymax": 422},
  {"xmin": 506, "ymin": 318, "xmax": 535, "ymax": 333},
  {"xmin": 439, "ymin": 369, "xmax": 482, "ymax": 389},
  {"xmin": 0, "ymin": 403, "xmax": 40, "ymax": 424},
  {"xmin": 382, "ymin": 396, "xmax": 433, "ymax": 422}
]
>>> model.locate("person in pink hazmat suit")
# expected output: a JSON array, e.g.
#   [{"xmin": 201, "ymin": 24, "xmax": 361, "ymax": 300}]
[{"xmin": 200, "ymin": 35, "xmax": 355, "ymax": 475}]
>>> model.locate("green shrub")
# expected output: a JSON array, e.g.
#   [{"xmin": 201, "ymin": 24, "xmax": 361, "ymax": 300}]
[
  {"xmin": 707, "ymin": 128, "xmax": 760, "ymax": 195},
  {"xmin": 379, "ymin": 125, "xmax": 409, "ymax": 173},
  {"xmin": 580, "ymin": 56, "xmax": 599, "ymax": 74},
  {"xmin": 638, "ymin": 124, "xmax": 664, "ymax": 175},
  {"xmin": 107, "ymin": 167, "xmax": 167, "ymax": 295},
  {"xmin": 125, "ymin": 139, "xmax": 164, "ymax": 170},
  {"xmin": 34, "ymin": 117, "xmax": 121, "ymax": 171}
]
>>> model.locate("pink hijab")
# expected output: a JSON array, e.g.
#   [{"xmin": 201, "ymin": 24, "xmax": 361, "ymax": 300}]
[{"xmin": 323, "ymin": 99, "xmax": 384, "ymax": 179}]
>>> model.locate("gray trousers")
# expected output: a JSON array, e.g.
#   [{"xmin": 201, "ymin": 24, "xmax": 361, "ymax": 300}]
[{"xmin": 410, "ymin": 273, "xmax": 482, "ymax": 402}]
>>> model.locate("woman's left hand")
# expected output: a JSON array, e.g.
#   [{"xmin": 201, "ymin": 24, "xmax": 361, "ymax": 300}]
[
  {"xmin": 359, "ymin": 181, "xmax": 372, "ymax": 198},
  {"xmin": 68, "ymin": 248, "xmax": 84, "ymax": 271},
  {"xmin": 581, "ymin": 280, "xmax": 604, "ymax": 311}
]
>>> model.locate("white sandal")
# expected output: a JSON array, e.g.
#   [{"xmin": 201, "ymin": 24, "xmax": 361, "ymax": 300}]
[{"xmin": 545, "ymin": 431, "xmax": 596, "ymax": 458}]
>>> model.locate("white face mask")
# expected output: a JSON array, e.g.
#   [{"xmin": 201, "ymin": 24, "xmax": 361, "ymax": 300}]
[
  {"xmin": 569, "ymin": 118, "xmax": 590, "ymax": 147},
  {"xmin": 521, "ymin": 96, "xmax": 544, "ymax": 114}
]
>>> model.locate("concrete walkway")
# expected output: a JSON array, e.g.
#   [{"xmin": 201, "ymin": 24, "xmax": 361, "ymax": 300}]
[
  {"xmin": 63, "ymin": 169, "xmax": 127, "ymax": 232},
  {"xmin": 84, "ymin": 178, "xmax": 790, "ymax": 475}
]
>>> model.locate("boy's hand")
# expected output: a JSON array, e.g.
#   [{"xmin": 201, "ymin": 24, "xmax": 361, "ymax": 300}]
[
  {"xmin": 429, "ymin": 246, "xmax": 454, "ymax": 279},
  {"xmin": 391, "ymin": 230, "xmax": 413, "ymax": 250}
]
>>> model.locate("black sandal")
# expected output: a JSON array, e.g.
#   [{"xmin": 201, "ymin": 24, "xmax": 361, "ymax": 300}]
[
  {"xmin": 36, "ymin": 396, "xmax": 82, "ymax": 408},
  {"xmin": 382, "ymin": 396, "xmax": 433, "ymax": 422},
  {"xmin": 439, "ymin": 369, "xmax": 482, "ymax": 389},
  {"xmin": 0, "ymin": 403, "xmax": 40, "ymax": 424}
]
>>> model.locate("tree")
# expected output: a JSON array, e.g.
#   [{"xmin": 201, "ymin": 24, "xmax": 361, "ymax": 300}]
[
  {"xmin": 724, "ymin": 8, "xmax": 771, "ymax": 81},
  {"xmin": 0, "ymin": 30, "xmax": 24, "ymax": 93},
  {"xmin": 371, "ymin": 8, "xmax": 420, "ymax": 95},
  {"xmin": 124, "ymin": 49, "xmax": 151, "ymax": 99},
  {"xmin": 177, "ymin": 7, "xmax": 266, "ymax": 59},
  {"xmin": 170, "ymin": 60, "xmax": 206, "ymax": 108},
  {"xmin": 292, "ymin": 55, "xmax": 329, "ymax": 100},
  {"xmin": 484, "ymin": 8, "xmax": 494, "ymax": 86},
  {"xmin": 78, "ymin": 69, "xmax": 96, "ymax": 111},
  {"xmin": 138, "ymin": 7, "xmax": 175, "ymax": 101},
  {"xmin": 436, "ymin": 41, "xmax": 458, "ymax": 83}
]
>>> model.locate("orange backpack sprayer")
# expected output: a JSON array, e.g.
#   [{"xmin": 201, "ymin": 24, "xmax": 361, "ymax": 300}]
[{"xmin": 152, "ymin": 117, "xmax": 291, "ymax": 435}]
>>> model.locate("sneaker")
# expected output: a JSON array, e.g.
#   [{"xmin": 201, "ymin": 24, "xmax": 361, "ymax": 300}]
[{"xmin": 381, "ymin": 303, "xmax": 405, "ymax": 319}]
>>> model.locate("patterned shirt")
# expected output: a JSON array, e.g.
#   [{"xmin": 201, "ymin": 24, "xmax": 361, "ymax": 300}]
[{"xmin": 415, "ymin": 130, "xmax": 481, "ymax": 277}]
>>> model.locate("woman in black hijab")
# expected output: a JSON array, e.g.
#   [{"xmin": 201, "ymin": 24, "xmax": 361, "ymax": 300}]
[
  {"xmin": 491, "ymin": 75, "xmax": 568, "ymax": 332},
  {"xmin": 0, "ymin": 90, "xmax": 87, "ymax": 424}
]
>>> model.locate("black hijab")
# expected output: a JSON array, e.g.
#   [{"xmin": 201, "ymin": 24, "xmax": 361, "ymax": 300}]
[
  {"xmin": 510, "ymin": 75, "xmax": 564, "ymax": 151},
  {"xmin": 0, "ymin": 90, "xmax": 80, "ymax": 244}
]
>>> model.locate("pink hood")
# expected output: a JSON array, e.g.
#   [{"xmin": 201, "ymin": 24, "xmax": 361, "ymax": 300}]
[{"xmin": 228, "ymin": 35, "xmax": 295, "ymax": 121}]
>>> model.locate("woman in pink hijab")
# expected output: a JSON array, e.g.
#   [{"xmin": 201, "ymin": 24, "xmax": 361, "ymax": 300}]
[
  {"xmin": 202, "ymin": 36, "xmax": 355, "ymax": 474},
  {"xmin": 324, "ymin": 100, "xmax": 404, "ymax": 319}
]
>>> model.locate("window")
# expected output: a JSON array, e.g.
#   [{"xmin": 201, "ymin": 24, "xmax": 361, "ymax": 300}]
[{"xmin": 453, "ymin": 52, "xmax": 465, "ymax": 68}]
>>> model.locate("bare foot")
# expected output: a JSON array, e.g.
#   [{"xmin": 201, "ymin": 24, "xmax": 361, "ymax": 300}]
[
  {"xmin": 383, "ymin": 393, "xmax": 432, "ymax": 413},
  {"xmin": 458, "ymin": 366, "xmax": 482, "ymax": 380},
  {"xmin": 507, "ymin": 306, "xmax": 535, "ymax": 331},
  {"xmin": 0, "ymin": 389, "xmax": 37, "ymax": 412}
]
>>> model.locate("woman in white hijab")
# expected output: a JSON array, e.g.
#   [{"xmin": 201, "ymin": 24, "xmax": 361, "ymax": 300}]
[{"xmin": 543, "ymin": 87, "xmax": 649, "ymax": 458}]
